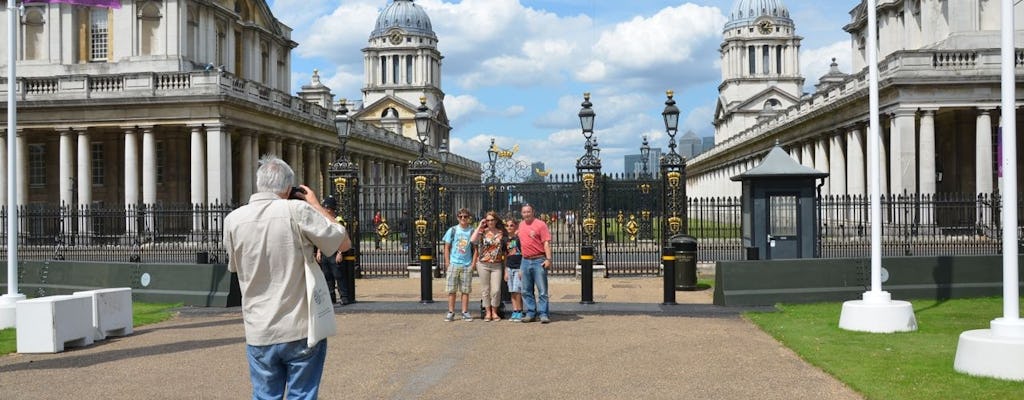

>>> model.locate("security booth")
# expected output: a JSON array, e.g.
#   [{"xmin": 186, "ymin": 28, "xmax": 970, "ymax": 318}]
[{"xmin": 731, "ymin": 144, "xmax": 827, "ymax": 260}]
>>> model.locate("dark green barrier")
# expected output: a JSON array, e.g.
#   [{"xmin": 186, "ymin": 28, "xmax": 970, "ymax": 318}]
[
  {"xmin": 0, "ymin": 261, "xmax": 240, "ymax": 307},
  {"xmin": 714, "ymin": 255, "xmax": 1024, "ymax": 306}
]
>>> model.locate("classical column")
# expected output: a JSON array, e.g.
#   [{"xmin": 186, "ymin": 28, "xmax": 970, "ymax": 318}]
[
  {"xmin": 889, "ymin": 109, "xmax": 917, "ymax": 194},
  {"xmin": 206, "ymin": 125, "xmax": 229, "ymax": 204},
  {"xmin": 124, "ymin": 127, "xmax": 139, "ymax": 205},
  {"xmin": 77, "ymin": 130, "xmax": 92, "ymax": 206},
  {"xmin": 829, "ymin": 131, "xmax": 847, "ymax": 195},
  {"xmin": 919, "ymin": 109, "xmax": 937, "ymax": 195},
  {"xmin": 16, "ymin": 131, "xmax": 27, "ymax": 206},
  {"xmin": 305, "ymin": 144, "xmax": 318, "ymax": 195},
  {"xmin": 60, "ymin": 128, "xmax": 75, "ymax": 206},
  {"xmin": 190, "ymin": 126, "xmax": 206, "ymax": 205},
  {"xmin": 286, "ymin": 140, "xmax": 300, "ymax": 182},
  {"xmin": 814, "ymin": 135, "xmax": 830, "ymax": 195},
  {"xmin": 975, "ymin": 108, "xmax": 994, "ymax": 195},
  {"xmin": 801, "ymin": 141, "xmax": 814, "ymax": 169},
  {"xmin": 238, "ymin": 132, "xmax": 253, "ymax": 201},
  {"xmin": 141, "ymin": 126, "xmax": 157, "ymax": 205}
]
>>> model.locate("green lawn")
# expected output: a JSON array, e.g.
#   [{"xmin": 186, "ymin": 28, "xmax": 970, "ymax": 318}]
[
  {"xmin": 746, "ymin": 298, "xmax": 1024, "ymax": 400},
  {"xmin": 0, "ymin": 302, "xmax": 180, "ymax": 355}
]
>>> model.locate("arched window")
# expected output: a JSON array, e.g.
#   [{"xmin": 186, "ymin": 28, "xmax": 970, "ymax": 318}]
[
  {"xmin": 138, "ymin": 1, "xmax": 162, "ymax": 56},
  {"xmin": 763, "ymin": 99, "xmax": 781, "ymax": 111},
  {"xmin": 22, "ymin": 7, "xmax": 46, "ymax": 61}
]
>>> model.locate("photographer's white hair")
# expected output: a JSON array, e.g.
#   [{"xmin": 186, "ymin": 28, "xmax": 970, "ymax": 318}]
[{"xmin": 256, "ymin": 155, "xmax": 294, "ymax": 194}]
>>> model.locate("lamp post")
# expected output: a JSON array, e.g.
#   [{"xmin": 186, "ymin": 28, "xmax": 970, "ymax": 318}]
[
  {"xmin": 485, "ymin": 138, "xmax": 500, "ymax": 210},
  {"xmin": 660, "ymin": 90, "xmax": 687, "ymax": 238},
  {"xmin": 576, "ymin": 93, "xmax": 601, "ymax": 304},
  {"xmin": 639, "ymin": 135, "xmax": 653, "ymax": 241},
  {"xmin": 437, "ymin": 138, "xmax": 450, "ymax": 257},
  {"xmin": 410, "ymin": 97, "xmax": 437, "ymax": 303},
  {"xmin": 330, "ymin": 99, "xmax": 360, "ymax": 303}
]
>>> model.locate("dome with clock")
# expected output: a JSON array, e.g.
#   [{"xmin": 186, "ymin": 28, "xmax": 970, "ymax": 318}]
[
  {"xmin": 724, "ymin": 0, "xmax": 794, "ymax": 30},
  {"xmin": 371, "ymin": 0, "xmax": 436, "ymax": 39}
]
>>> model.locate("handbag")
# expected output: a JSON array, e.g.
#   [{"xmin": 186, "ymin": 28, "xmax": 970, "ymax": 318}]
[{"xmin": 288, "ymin": 204, "xmax": 338, "ymax": 348}]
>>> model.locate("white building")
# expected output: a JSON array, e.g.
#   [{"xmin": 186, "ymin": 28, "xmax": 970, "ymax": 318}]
[
  {"xmin": 691, "ymin": 0, "xmax": 1024, "ymax": 199},
  {"xmin": 0, "ymin": 0, "xmax": 479, "ymax": 211}
]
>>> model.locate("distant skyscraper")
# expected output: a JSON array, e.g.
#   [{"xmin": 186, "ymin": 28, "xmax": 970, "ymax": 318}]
[
  {"xmin": 623, "ymin": 148, "xmax": 662, "ymax": 178},
  {"xmin": 701, "ymin": 136, "xmax": 715, "ymax": 153},
  {"xmin": 528, "ymin": 161, "xmax": 548, "ymax": 182},
  {"xmin": 678, "ymin": 130, "xmax": 703, "ymax": 160}
]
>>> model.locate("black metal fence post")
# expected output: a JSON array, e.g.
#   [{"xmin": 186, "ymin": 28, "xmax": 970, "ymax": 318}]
[
  {"xmin": 419, "ymin": 246, "xmax": 433, "ymax": 304},
  {"xmin": 662, "ymin": 246, "xmax": 676, "ymax": 305},
  {"xmin": 580, "ymin": 245, "xmax": 595, "ymax": 304}
]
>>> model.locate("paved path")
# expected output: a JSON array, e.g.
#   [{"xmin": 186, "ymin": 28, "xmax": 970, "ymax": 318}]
[{"xmin": 0, "ymin": 277, "xmax": 863, "ymax": 399}]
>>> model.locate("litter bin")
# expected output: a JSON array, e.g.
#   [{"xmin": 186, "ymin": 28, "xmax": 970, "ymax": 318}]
[{"xmin": 668, "ymin": 235, "xmax": 697, "ymax": 291}]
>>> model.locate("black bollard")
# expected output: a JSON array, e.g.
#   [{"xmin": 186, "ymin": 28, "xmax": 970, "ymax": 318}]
[
  {"xmin": 662, "ymin": 246, "xmax": 677, "ymax": 305},
  {"xmin": 580, "ymin": 246, "xmax": 595, "ymax": 304},
  {"xmin": 419, "ymin": 246, "xmax": 433, "ymax": 304},
  {"xmin": 342, "ymin": 250, "xmax": 357, "ymax": 304}
]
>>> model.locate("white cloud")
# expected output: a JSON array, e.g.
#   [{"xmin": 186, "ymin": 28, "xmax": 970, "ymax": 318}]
[
  {"xmin": 800, "ymin": 40, "xmax": 853, "ymax": 92},
  {"xmin": 444, "ymin": 95, "xmax": 486, "ymax": 124}
]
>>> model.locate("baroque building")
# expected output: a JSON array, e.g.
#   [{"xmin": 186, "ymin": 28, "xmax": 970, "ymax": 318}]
[
  {"xmin": 0, "ymin": 0, "xmax": 479, "ymax": 213},
  {"xmin": 690, "ymin": 0, "xmax": 1024, "ymax": 199}
]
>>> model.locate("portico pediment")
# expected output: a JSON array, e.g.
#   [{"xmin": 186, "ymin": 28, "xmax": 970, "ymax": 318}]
[{"xmin": 730, "ymin": 87, "xmax": 801, "ymax": 114}]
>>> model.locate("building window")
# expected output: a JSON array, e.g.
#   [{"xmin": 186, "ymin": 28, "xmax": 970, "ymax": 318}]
[
  {"xmin": 762, "ymin": 45, "xmax": 770, "ymax": 74},
  {"xmin": 91, "ymin": 142, "xmax": 104, "ymax": 186},
  {"xmin": 380, "ymin": 56, "xmax": 386, "ymax": 84},
  {"xmin": 392, "ymin": 55, "xmax": 399, "ymax": 84},
  {"xmin": 156, "ymin": 141, "xmax": 165, "ymax": 184},
  {"xmin": 29, "ymin": 144, "xmax": 46, "ymax": 186},
  {"xmin": 776, "ymin": 45, "xmax": 783, "ymax": 74},
  {"xmin": 748, "ymin": 46, "xmax": 755, "ymax": 74},
  {"xmin": 186, "ymin": 10, "xmax": 198, "ymax": 60},
  {"xmin": 406, "ymin": 56, "xmax": 413, "ymax": 84},
  {"xmin": 216, "ymin": 21, "xmax": 227, "ymax": 66},
  {"xmin": 90, "ymin": 8, "xmax": 109, "ymax": 61}
]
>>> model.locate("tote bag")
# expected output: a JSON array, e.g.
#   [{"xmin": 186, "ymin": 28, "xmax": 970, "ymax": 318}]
[{"xmin": 289, "ymin": 205, "xmax": 338, "ymax": 348}]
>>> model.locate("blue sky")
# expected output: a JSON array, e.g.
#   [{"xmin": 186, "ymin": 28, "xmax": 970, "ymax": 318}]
[{"xmin": 268, "ymin": 0, "xmax": 856, "ymax": 176}]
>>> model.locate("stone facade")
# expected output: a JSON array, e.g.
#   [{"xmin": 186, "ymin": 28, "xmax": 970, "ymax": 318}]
[
  {"xmin": 693, "ymin": 0, "xmax": 1024, "ymax": 198},
  {"xmin": 0, "ymin": 0, "xmax": 481, "ymax": 208}
]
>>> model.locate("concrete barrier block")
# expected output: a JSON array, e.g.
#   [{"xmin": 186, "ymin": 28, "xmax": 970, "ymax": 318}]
[
  {"xmin": 73, "ymin": 288, "xmax": 134, "ymax": 341},
  {"xmin": 16, "ymin": 295, "xmax": 95, "ymax": 353}
]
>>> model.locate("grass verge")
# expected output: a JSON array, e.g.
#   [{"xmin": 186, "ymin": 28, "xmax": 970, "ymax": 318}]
[
  {"xmin": 746, "ymin": 297, "xmax": 1024, "ymax": 400},
  {"xmin": 0, "ymin": 302, "xmax": 180, "ymax": 356}
]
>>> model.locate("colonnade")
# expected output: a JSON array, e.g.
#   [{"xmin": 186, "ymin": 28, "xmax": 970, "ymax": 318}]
[{"xmin": 688, "ymin": 106, "xmax": 1001, "ymax": 199}]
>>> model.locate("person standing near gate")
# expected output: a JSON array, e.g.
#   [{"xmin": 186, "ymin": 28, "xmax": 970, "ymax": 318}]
[
  {"xmin": 442, "ymin": 208, "xmax": 477, "ymax": 322},
  {"xmin": 223, "ymin": 156, "xmax": 350, "ymax": 399},
  {"xmin": 316, "ymin": 197, "xmax": 348, "ymax": 305},
  {"xmin": 518, "ymin": 204, "xmax": 552, "ymax": 323},
  {"xmin": 503, "ymin": 215, "xmax": 524, "ymax": 322},
  {"xmin": 471, "ymin": 211, "xmax": 507, "ymax": 321}
]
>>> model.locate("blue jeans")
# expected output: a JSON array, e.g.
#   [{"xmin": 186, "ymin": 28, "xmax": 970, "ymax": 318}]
[
  {"xmin": 246, "ymin": 338, "xmax": 327, "ymax": 400},
  {"xmin": 520, "ymin": 257, "xmax": 549, "ymax": 317}
]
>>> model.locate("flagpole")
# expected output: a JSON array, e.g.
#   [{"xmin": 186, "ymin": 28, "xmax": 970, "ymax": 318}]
[{"xmin": 0, "ymin": 0, "xmax": 26, "ymax": 330}]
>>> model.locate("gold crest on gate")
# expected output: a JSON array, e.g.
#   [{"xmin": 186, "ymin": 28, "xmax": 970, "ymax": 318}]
[
  {"xmin": 414, "ymin": 176, "xmax": 427, "ymax": 191},
  {"xmin": 667, "ymin": 215, "xmax": 682, "ymax": 234},
  {"xmin": 415, "ymin": 218, "xmax": 428, "ymax": 236},
  {"xmin": 582, "ymin": 216, "xmax": 597, "ymax": 235},
  {"xmin": 333, "ymin": 177, "xmax": 347, "ymax": 193},
  {"xmin": 582, "ymin": 173, "xmax": 596, "ymax": 189},
  {"xmin": 666, "ymin": 172, "xmax": 681, "ymax": 189}
]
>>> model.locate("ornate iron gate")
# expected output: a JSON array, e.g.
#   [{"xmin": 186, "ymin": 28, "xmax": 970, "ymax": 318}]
[{"xmin": 602, "ymin": 174, "xmax": 663, "ymax": 275}]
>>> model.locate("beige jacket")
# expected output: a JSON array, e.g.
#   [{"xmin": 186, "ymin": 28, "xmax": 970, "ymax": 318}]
[{"xmin": 223, "ymin": 192, "xmax": 346, "ymax": 346}]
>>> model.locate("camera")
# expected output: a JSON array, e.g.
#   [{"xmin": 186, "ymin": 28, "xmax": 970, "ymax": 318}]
[{"xmin": 288, "ymin": 186, "xmax": 307, "ymax": 200}]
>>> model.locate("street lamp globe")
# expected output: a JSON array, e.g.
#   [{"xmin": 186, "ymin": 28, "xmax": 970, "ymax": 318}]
[
  {"xmin": 414, "ymin": 96, "xmax": 431, "ymax": 146},
  {"xmin": 439, "ymin": 138, "xmax": 450, "ymax": 164},
  {"xmin": 640, "ymin": 135, "xmax": 650, "ymax": 161},
  {"xmin": 334, "ymin": 99, "xmax": 352, "ymax": 148},
  {"xmin": 662, "ymin": 90, "xmax": 680, "ymax": 137},
  {"xmin": 578, "ymin": 92, "xmax": 595, "ymax": 139}
]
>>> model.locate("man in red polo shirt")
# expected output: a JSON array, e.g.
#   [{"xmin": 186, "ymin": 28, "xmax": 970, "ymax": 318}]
[{"xmin": 517, "ymin": 204, "xmax": 552, "ymax": 323}]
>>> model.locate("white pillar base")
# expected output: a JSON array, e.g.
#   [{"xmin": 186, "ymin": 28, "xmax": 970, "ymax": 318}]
[
  {"xmin": 0, "ymin": 294, "xmax": 27, "ymax": 329},
  {"xmin": 839, "ymin": 291, "xmax": 917, "ymax": 333},
  {"xmin": 954, "ymin": 318, "xmax": 1024, "ymax": 381}
]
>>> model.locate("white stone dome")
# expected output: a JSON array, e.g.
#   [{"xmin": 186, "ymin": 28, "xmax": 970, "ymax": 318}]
[
  {"xmin": 371, "ymin": 0, "xmax": 436, "ymax": 39},
  {"xmin": 724, "ymin": 0, "xmax": 793, "ymax": 30}
]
